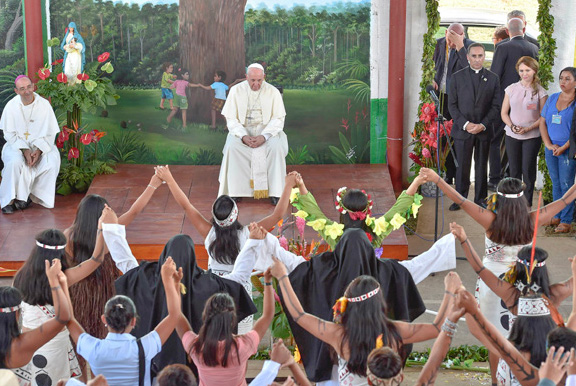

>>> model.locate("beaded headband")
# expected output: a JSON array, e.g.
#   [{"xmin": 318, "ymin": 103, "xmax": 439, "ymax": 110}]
[
  {"xmin": 517, "ymin": 296, "xmax": 550, "ymax": 317},
  {"xmin": 332, "ymin": 286, "xmax": 381, "ymax": 323},
  {"xmin": 212, "ymin": 200, "xmax": 239, "ymax": 228},
  {"xmin": 0, "ymin": 304, "xmax": 21, "ymax": 313},
  {"xmin": 335, "ymin": 187, "xmax": 373, "ymax": 221},
  {"xmin": 497, "ymin": 189, "xmax": 524, "ymax": 198},
  {"xmin": 516, "ymin": 256, "xmax": 545, "ymax": 267},
  {"xmin": 36, "ymin": 241, "xmax": 67, "ymax": 250}
]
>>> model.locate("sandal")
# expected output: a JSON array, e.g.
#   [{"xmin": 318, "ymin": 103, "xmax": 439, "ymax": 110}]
[
  {"xmin": 545, "ymin": 218, "xmax": 561, "ymax": 226},
  {"xmin": 554, "ymin": 223, "xmax": 572, "ymax": 233}
]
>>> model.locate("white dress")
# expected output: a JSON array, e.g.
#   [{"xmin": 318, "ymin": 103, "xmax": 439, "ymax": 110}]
[
  {"xmin": 337, "ymin": 357, "xmax": 368, "ymax": 386},
  {"xmin": 205, "ymin": 225, "xmax": 254, "ymax": 334},
  {"xmin": 64, "ymin": 42, "xmax": 83, "ymax": 85},
  {"xmin": 14, "ymin": 302, "xmax": 81, "ymax": 386},
  {"xmin": 476, "ymin": 235, "xmax": 531, "ymax": 336}
]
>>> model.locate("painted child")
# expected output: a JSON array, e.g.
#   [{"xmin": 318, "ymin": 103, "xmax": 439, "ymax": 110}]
[
  {"xmin": 159, "ymin": 62, "xmax": 176, "ymax": 110},
  {"xmin": 168, "ymin": 68, "xmax": 193, "ymax": 128},
  {"xmin": 191, "ymin": 70, "xmax": 242, "ymax": 130}
]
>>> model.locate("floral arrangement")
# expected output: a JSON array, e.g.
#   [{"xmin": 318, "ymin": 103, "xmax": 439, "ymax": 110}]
[
  {"xmin": 290, "ymin": 188, "xmax": 422, "ymax": 248},
  {"xmin": 409, "ymin": 102, "xmax": 453, "ymax": 173},
  {"xmin": 35, "ymin": 40, "xmax": 119, "ymax": 195}
]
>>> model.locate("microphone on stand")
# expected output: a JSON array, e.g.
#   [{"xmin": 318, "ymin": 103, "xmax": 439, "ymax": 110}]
[{"xmin": 425, "ymin": 85, "xmax": 441, "ymax": 106}]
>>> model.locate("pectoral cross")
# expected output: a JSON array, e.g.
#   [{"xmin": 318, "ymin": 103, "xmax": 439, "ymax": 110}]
[{"xmin": 24, "ymin": 131, "xmax": 30, "ymax": 140}]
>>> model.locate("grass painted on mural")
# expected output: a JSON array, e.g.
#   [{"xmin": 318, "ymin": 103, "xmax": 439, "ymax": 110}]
[{"xmin": 83, "ymin": 88, "xmax": 365, "ymax": 165}]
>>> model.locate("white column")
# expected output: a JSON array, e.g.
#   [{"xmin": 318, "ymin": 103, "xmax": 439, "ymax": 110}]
[{"xmin": 549, "ymin": 0, "xmax": 576, "ymax": 92}]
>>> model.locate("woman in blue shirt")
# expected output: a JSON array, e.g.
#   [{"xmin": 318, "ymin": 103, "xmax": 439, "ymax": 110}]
[{"xmin": 540, "ymin": 67, "xmax": 576, "ymax": 233}]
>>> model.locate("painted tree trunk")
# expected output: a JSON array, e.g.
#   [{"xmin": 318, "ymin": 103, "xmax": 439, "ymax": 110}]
[{"xmin": 179, "ymin": 0, "xmax": 247, "ymax": 121}]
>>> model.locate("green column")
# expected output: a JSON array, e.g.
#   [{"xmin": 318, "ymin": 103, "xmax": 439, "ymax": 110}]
[{"xmin": 370, "ymin": 97, "xmax": 388, "ymax": 164}]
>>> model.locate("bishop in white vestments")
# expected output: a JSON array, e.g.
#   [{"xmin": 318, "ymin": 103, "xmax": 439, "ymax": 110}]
[
  {"xmin": 219, "ymin": 63, "xmax": 288, "ymax": 204},
  {"xmin": 0, "ymin": 76, "xmax": 61, "ymax": 213}
]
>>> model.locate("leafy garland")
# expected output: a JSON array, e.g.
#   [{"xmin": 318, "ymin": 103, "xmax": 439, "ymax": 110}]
[
  {"xmin": 409, "ymin": 0, "xmax": 440, "ymax": 177},
  {"xmin": 536, "ymin": 0, "xmax": 556, "ymax": 203}
]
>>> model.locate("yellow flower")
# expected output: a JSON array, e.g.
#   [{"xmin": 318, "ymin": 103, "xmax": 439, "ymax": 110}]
[
  {"xmin": 365, "ymin": 215, "xmax": 374, "ymax": 226},
  {"xmin": 294, "ymin": 345, "xmax": 301, "ymax": 364},
  {"xmin": 294, "ymin": 210, "xmax": 309, "ymax": 219},
  {"xmin": 411, "ymin": 202, "xmax": 422, "ymax": 218},
  {"xmin": 390, "ymin": 213, "xmax": 407, "ymax": 230},
  {"xmin": 289, "ymin": 188, "xmax": 300, "ymax": 203},
  {"xmin": 307, "ymin": 218, "xmax": 327, "ymax": 231},
  {"xmin": 324, "ymin": 222, "xmax": 344, "ymax": 240},
  {"xmin": 372, "ymin": 217, "xmax": 390, "ymax": 236}
]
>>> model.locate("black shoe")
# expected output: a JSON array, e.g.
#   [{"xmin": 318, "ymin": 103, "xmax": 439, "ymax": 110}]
[
  {"xmin": 14, "ymin": 198, "xmax": 31, "ymax": 210},
  {"xmin": 487, "ymin": 182, "xmax": 498, "ymax": 192},
  {"xmin": 1, "ymin": 205, "xmax": 14, "ymax": 214},
  {"xmin": 443, "ymin": 177, "xmax": 454, "ymax": 185},
  {"xmin": 449, "ymin": 203, "xmax": 461, "ymax": 211},
  {"xmin": 270, "ymin": 197, "xmax": 279, "ymax": 205},
  {"xmin": 231, "ymin": 197, "xmax": 243, "ymax": 203}
]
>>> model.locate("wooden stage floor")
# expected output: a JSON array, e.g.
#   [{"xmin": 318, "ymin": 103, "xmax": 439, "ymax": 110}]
[{"xmin": 0, "ymin": 164, "xmax": 408, "ymax": 275}]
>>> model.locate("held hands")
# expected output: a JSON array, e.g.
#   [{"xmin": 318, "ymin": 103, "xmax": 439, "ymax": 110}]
[
  {"xmin": 449, "ymin": 222, "xmax": 467, "ymax": 243},
  {"xmin": 98, "ymin": 204, "xmax": 118, "ymax": 228},
  {"xmin": 285, "ymin": 171, "xmax": 300, "ymax": 188},
  {"xmin": 160, "ymin": 256, "xmax": 184, "ymax": 293},
  {"xmin": 419, "ymin": 167, "xmax": 439, "ymax": 184},
  {"xmin": 154, "ymin": 165, "xmax": 174, "ymax": 184},
  {"xmin": 249, "ymin": 222, "xmax": 267, "ymax": 240},
  {"xmin": 30, "ymin": 149, "xmax": 42, "ymax": 167},
  {"xmin": 270, "ymin": 339, "xmax": 296, "ymax": 368},
  {"xmin": 455, "ymin": 288, "xmax": 478, "ymax": 315},
  {"xmin": 270, "ymin": 255, "xmax": 288, "ymax": 279},
  {"xmin": 466, "ymin": 123, "xmax": 484, "ymax": 135},
  {"xmin": 45, "ymin": 258, "xmax": 63, "ymax": 285},
  {"xmin": 264, "ymin": 267, "xmax": 273, "ymax": 285},
  {"xmin": 149, "ymin": 173, "xmax": 164, "ymax": 189},
  {"xmin": 22, "ymin": 149, "xmax": 33, "ymax": 167},
  {"xmin": 242, "ymin": 135, "xmax": 266, "ymax": 148},
  {"xmin": 444, "ymin": 271, "xmax": 462, "ymax": 294},
  {"xmin": 553, "ymin": 144, "xmax": 568, "ymax": 156}
]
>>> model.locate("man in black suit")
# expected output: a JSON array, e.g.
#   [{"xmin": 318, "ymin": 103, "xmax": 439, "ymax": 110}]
[
  {"xmin": 498, "ymin": 10, "xmax": 539, "ymax": 47},
  {"xmin": 432, "ymin": 23, "xmax": 473, "ymax": 185},
  {"xmin": 448, "ymin": 43, "xmax": 501, "ymax": 210},
  {"xmin": 488, "ymin": 17, "xmax": 539, "ymax": 189}
]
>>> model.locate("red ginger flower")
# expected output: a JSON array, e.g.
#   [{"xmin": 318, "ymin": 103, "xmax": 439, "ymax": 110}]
[{"xmin": 419, "ymin": 103, "xmax": 438, "ymax": 124}]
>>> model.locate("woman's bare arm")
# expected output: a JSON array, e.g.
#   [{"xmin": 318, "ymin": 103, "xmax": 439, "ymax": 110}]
[
  {"xmin": 118, "ymin": 173, "xmax": 163, "ymax": 226},
  {"xmin": 154, "ymin": 258, "xmax": 184, "ymax": 344},
  {"xmin": 420, "ymin": 168, "xmax": 495, "ymax": 230},
  {"xmin": 252, "ymin": 268, "xmax": 275, "ymax": 339},
  {"xmin": 155, "ymin": 165, "xmax": 212, "ymax": 238},
  {"xmin": 533, "ymin": 183, "xmax": 576, "ymax": 226},
  {"xmin": 258, "ymin": 172, "xmax": 299, "ymax": 231}
]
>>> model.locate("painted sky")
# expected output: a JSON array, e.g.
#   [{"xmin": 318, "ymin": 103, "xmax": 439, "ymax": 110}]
[{"xmin": 116, "ymin": 0, "xmax": 368, "ymax": 9}]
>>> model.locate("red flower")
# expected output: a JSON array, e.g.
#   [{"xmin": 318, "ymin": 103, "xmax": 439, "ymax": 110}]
[
  {"xmin": 409, "ymin": 152, "xmax": 423, "ymax": 166},
  {"xmin": 59, "ymin": 130, "xmax": 70, "ymax": 142},
  {"xmin": 444, "ymin": 120, "xmax": 454, "ymax": 136},
  {"xmin": 68, "ymin": 147, "xmax": 79, "ymax": 160},
  {"xmin": 38, "ymin": 68, "xmax": 50, "ymax": 80},
  {"xmin": 80, "ymin": 133, "xmax": 92, "ymax": 145},
  {"xmin": 51, "ymin": 59, "xmax": 64, "ymax": 66},
  {"xmin": 57, "ymin": 73, "xmax": 68, "ymax": 83},
  {"xmin": 419, "ymin": 103, "xmax": 438, "ymax": 124},
  {"xmin": 97, "ymin": 52, "xmax": 110, "ymax": 63},
  {"xmin": 422, "ymin": 148, "xmax": 432, "ymax": 159},
  {"xmin": 341, "ymin": 118, "xmax": 349, "ymax": 131},
  {"xmin": 56, "ymin": 136, "xmax": 65, "ymax": 149},
  {"xmin": 77, "ymin": 73, "xmax": 89, "ymax": 81},
  {"xmin": 365, "ymin": 232, "xmax": 373, "ymax": 242}
]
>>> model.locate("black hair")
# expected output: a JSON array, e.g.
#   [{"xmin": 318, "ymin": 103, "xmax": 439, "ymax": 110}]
[
  {"xmin": 103, "ymin": 295, "xmax": 138, "ymax": 334},
  {"xmin": 508, "ymin": 297, "xmax": 556, "ymax": 367},
  {"xmin": 339, "ymin": 189, "xmax": 372, "ymax": 235},
  {"xmin": 13, "ymin": 229, "xmax": 68, "ymax": 306},
  {"xmin": 157, "ymin": 364, "xmax": 197, "ymax": 386},
  {"xmin": 191, "ymin": 292, "xmax": 239, "ymax": 367},
  {"xmin": 339, "ymin": 276, "xmax": 402, "ymax": 377},
  {"xmin": 559, "ymin": 67, "xmax": 576, "ymax": 80},
  {"xmin": 467, "ymin": 42, "xmax": 485, "ymax": 54},
  {"xmin": 367, "ymin": 346, "xmax": 403, "ymax": 379},
  {"xmin": 0, "ymin": 286, "xmax": 23, "ymax": 368},
  {"xmin": 488, "ymin": 178, "xmax": 533, "ymax": 245},
  {"xmin": 215, "ymin": 70, "xmax": 227, "ymax": 82},
  {"xmin": 208, "ymin": 196, "xmax": 243, "ymax": 265},
  {"xmin": 547, "ymin": 327, "xmax": 576, "ymax": 352},
  {"xmin": 513, "ymin": 247, "xmax": 551, "ymax": 297},
  {"xmin": 69, "ymin": 194, "xmax": 108, "ymax": 267},
  {"xmin": 178, "ymin": 68, "xmax": 189, "ymax": 79},
  {"xmin": 162, "ymin": 62, "xmax": 172, "ymax": 71}
]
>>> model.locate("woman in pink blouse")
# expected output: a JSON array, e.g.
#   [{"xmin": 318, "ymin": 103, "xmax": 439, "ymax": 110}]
[{"xmin": 501, "ymin": 56, "xmax": 548, "ymax": 208}]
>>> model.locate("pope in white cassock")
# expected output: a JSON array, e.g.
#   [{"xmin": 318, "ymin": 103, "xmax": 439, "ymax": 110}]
[
  {"xmin": 219, "ymin": 63, "xmax": 288, "ymax": 205},
  {"xmin": 0, "ymin": 76, "xmax": 60, "ymax": 214}
]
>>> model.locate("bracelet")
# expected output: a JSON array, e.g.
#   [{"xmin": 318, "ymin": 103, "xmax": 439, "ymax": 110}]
[
  {"xmin": 279, "ymin": 274, "xmax": 289, "ymax": 281},
  {"xmin": 460, "ymin": 238, "xmax": 468, "ymax": 245},
  {"xmin": 50, "ymin": 286, "xmax": 61, "ymax": 291},
  {"xmin": 445, "ymin": 290, "xmax": 456, "ymax": 298},
  {"xmin": 441, "ymin": 318, "xmax": 458, "ymax": 337},
  {"xmin": 148, "ymin": 184, "xmax": 157, "ymax": 190},
  {"xmin": 264, "ymin": 282, "xmax": 273, "ymax": 286}
]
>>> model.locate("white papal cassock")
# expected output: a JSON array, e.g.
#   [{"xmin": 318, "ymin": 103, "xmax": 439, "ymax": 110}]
[
  {"xmin": 218, "ymin": 80, "xmax": 288, "ymax": 198},
  {"xmin": 0, "ymin": 93, "xmax": 60, "ymax": 208}
]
